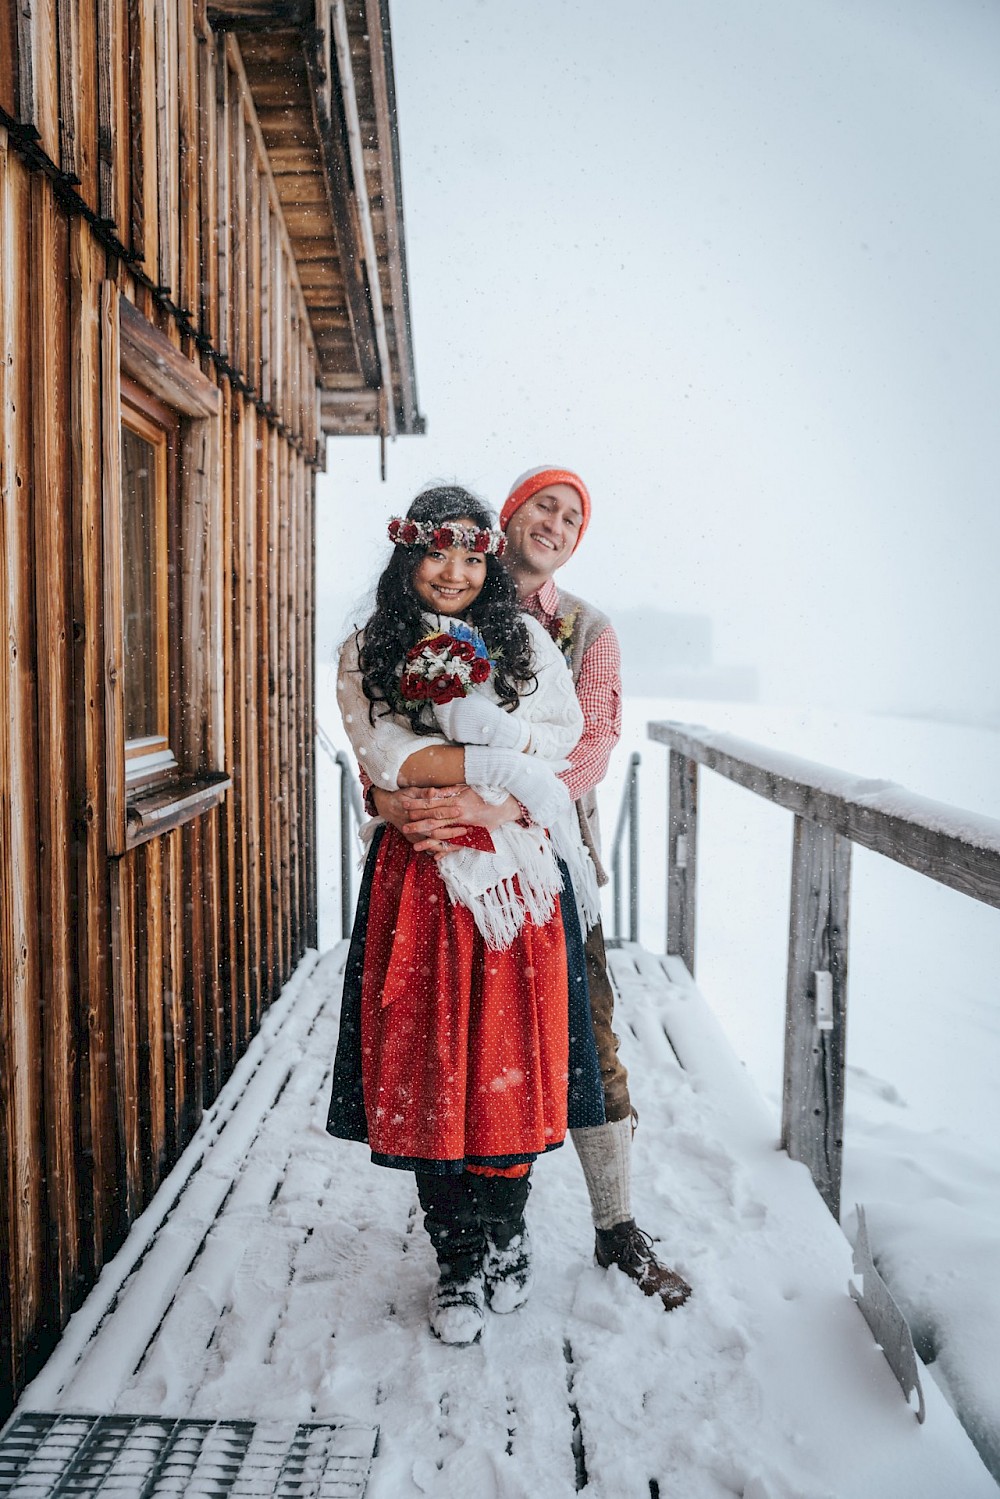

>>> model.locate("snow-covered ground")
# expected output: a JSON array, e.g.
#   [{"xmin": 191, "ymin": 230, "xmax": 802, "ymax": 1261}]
[
  {"xmin": 315, "ymin": 691, "xmax": 1000, "ymax": 1478},
  {"xmin": 20, "ymin": 946, "xmax": 996, "ymax": 1496}
]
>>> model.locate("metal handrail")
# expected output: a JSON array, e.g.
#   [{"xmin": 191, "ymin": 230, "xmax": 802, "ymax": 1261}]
[
  {"xmin": 316, "ymin": 722, "xmax": 366, "ymax": 937},
  {"xmin": 609, "ymin": 752, "xmax": 641, "ymax": 945}
]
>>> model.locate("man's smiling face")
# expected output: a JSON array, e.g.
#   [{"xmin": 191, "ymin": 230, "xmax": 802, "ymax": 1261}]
[{"xmin": 502, "ymin": 483, "xmax": 584, "ymax": 580}]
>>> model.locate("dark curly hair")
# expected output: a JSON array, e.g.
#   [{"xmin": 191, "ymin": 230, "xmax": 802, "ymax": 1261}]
[{"xmin": 358, "ymin": 485, "xmax": 537, "ymax": 734}]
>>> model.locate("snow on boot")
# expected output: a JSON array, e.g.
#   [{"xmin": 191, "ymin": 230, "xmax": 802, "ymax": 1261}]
[
  {"xmin": 595, "ymin": 1219, "xmax": 692, "ymax": 1310},
  {"xmin": 429, "ymin": 1272, "xmax": 486, "ymax": 1346},
  {"xmin": 483, "ymin": 1227, "xmax": 533, "ymax": 1314}
]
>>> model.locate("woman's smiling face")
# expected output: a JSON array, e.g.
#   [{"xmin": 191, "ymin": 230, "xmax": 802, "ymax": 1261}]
[{"xmin": 410, "ymin": 517, "xmax": 488, "ymax": 615}]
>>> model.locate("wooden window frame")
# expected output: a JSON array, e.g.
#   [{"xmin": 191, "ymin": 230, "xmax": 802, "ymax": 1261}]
[
  {"xmin": 102, "ymin": 284, "xmax": 230, "ymax": 853},
  {"xmin": 120, "ymin": 380, "xmax": 177, "ymax": 785}
]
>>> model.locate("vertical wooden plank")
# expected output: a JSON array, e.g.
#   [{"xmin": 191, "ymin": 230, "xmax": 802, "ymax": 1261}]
[
  {"xmin": 267, "ymin": 419, "xmax": 283, "ymax": 983},
  {"xmin": 781, "ymin": 818, "xmax": 851, "ymax": 1218},
  {"xmin": 255, "ymin": 415, "xmax": 274, "ymax": 996},
  {"xmin": 288, "ymin": 300, "xmax": 300, "ymax": 441},
  {"xmin": 231, "ymin": 98, "xmax": 247, "ymax": 382},
  {"xmin": 162, "ymin": 826, "xmax": 187, "ymax": 1153},
  {"xmin": 246, "ymin": 155, "xmax": 260, "ymax": 394},
  {"xmin": 277, "ymin": 439, "xmax": 291, "ymax": 977},
  {"xmin": 296, "ymin": 453, "xmax": 309, "ymax": 957},
  {"xmin": 100, "ymin": 280, "xmax": 126, "ymax": 855},
  {"xmin": 214, "ymin": 43, "xmax": 229, "ymax": 362},
  {"xmin": 218, "ymin": 376, "xmax": 240, "ymax": 1069},
  {"xmin": 177, "ymin": 0, "xmax": 198, "ymax": 319},
  {"xmin": 0, "ymin": 7, "xmax": 17, "ymax": 119},
  {"xmin": 178, "ymin": 417, "xmax": 220, "ymax": 771},
  {"xmin": 197, "ymin": 28, "xmax": 217, "ymax": 345},
  {"xmin": 183, "ymin": 817, "xmax": 206, "ymax": 1116},
  {"xmin": 72, "ymin": 0, "xmax": 99, "ymax": 207},
  {"xmin": 153, "ymin": 0, "xmax": 177, "ymax": 294},
  {"xmin": 56, "ymin": 0, "xmax": 82, "ymax": 181},
  {"xmin": 258, "ymin": 182, "xmax": 271, "ymax": 408},
  {"xmin": 68, "ymin": 217, "xmax": 117, "ymax": 1279},
  {"xmin": 0, "ymin": 136, "xmax": 46, "ymax": 1395},
  {"xmin": 135, "ymin": 839, "xmax": 166, "ymax": 1199},
  {"xmin": 287, "ymin": 452, "xmax": 301, "ymax": 960},
  {"xmin": 666, "ymin": 750, "xmax": 698, "ymax": 975},
  {"xmin": 126, "ymin": 0, "xmax": 145, "ymax": 262},
  {"xmin": 201, "ymin": 805, "xmax": 223, "ymax": 1093},
  {"xmin": 30, "ymin": 173, "xmax": 80, "ymax": 1328},
  {"xmin": 242, "ymin": 398, "xmax": 261, "ymax": 1018},
  {"xmin": 302, "ymin": 460, "xmax": 316, "ymax": 948},
  {"xmin": 109, "ymin": 862, "xmax": 141, "ymax": 1225},
  {"xmin": 95, "ymin": 0, "xmax": 124, "ymax": 227},
  {"xmin": 0, "ymin": 121, "xmax": 22, "ymax": 1415},
  {"xmin": 13, "ymin": 0, "xmax": 39, "ymax": 137},
  {"xmin": 35, "ymin": 0, "xmax": 61, "ymax": 161},
  {"xmin": 135, "ymin": 0, "xmax": 158, "ymax": 271},
  {"xmin": 229, "ymin": 383, "xmax": 251, "ymax": 1047},
  {"xmin": 272, "ymin": 225, "xmax": 285, "ymax": 426}
]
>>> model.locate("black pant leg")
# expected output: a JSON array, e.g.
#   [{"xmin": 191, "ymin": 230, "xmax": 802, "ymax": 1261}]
[
  {"xmin": 468, "ymin": 1170, "xmax": 532, "ymax": 1250},
  {"xmin": 414, "ymin": 1171, "xmax": 486, "ymax": 1283}
]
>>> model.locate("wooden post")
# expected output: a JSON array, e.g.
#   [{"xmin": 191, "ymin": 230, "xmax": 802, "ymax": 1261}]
[
  {"xmin": 781, "ymin": 816, "xmax": 851, "ymax": 1218},
  {"xmin": 666, "ymin": 750, "xmax": 698, "ymax": 975}
]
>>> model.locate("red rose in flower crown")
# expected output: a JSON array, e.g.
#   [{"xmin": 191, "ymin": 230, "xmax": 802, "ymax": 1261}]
[{"xmin": 398, "ymin": 629, "xmax": 495, "ymax": 709}]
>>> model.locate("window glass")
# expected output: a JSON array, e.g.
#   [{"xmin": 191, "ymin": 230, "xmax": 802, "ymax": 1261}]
[{"xmin": 121, "ymin": 423, "xmax": 163, "ymax": 743}]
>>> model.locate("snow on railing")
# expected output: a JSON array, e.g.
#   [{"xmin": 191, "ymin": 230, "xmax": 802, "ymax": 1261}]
[{"xmin": 647, "ymin": 719, "xmax": 1000, "ymax": 1219}]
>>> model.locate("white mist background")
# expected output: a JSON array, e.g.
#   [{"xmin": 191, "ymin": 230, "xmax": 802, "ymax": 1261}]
[{"xmin": 316, "ymin": 0, "xmax": 1000, "ymax": 724}]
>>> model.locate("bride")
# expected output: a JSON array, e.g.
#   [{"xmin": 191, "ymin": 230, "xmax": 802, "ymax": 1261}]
[{"xmin": 329, "ymin": 484, "xmax": 604, "ymax": 1345}]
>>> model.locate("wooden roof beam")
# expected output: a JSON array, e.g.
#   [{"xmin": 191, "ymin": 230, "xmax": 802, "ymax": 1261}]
[
  {"xmin": 301, "ymin": 12, "xmax": 381, "ymax": 394},
  {"xmin": 206, "ymin": 0, "xmax": 314, "ymax": 31},
  {"xmin": 363, "ymin": 0, "xmax": 420, "ymax": 434},
  {"xmin": 329, "ymin": 0, "xmax": 394, "ymax": 436},
  {"xmin": 320, "ymin": 386, "xmax": 379, "ymax": 436}
]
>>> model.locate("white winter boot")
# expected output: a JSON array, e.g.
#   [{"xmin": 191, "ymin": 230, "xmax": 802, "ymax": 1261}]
[
  {"xmin": 483, "ymin": 1227, "xmax": 533, "ymax": 1314},
  {"xmin": 429, "ymin": 1272, "xmax": 486, "ymax": 1346}
]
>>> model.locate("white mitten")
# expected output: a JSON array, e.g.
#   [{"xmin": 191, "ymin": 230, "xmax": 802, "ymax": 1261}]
[
  {"xmin": 435, "ymin": 693, "xmax": 529, "ymax": 751},
  {"xmin": 463, "ymin": 745, "xmax": 570, "ymax": 828}
]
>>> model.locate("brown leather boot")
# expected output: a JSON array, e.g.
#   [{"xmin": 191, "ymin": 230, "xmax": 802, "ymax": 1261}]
[{"xmin": 595, "ymin": 1219, "xmax": 692, "ymax": 1310}]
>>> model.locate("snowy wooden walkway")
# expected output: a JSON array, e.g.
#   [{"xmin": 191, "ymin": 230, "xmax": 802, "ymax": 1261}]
[{"xmin": 17, "ymin": 947, "xmax": 995, "ymax": 1498}]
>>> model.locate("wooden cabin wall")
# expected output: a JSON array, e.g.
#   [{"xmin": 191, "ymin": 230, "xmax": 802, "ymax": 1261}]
[{"xmin": 0, "ymin": 1, "xmax": 321, "ymax": 1414}]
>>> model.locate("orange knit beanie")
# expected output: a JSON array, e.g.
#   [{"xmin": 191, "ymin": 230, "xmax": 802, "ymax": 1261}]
[{"xmin": 500, "ymin": 467, "xmax": 592, "ymax": 552}]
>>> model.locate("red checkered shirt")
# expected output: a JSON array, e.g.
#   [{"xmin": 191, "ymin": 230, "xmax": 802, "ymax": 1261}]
[{"xmin": 522, "ymin": 578, "xmax": 622, "ymax": 802}]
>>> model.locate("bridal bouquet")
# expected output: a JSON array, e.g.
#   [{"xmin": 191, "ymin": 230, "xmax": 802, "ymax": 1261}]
[{"xmin": 399, "ymin": 626, "xmax": 492, "ymax": 706}]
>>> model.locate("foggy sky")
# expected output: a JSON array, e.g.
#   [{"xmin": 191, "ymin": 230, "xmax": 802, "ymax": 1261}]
[{"xmin": 316, "ymin": 0, "xmax": 1000, "ymax": 725}]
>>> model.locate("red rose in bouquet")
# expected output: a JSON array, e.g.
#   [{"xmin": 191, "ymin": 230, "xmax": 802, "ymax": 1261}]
[{"xmin": 398, "ymin": 629, "xmax": 495, "ymax": 709}]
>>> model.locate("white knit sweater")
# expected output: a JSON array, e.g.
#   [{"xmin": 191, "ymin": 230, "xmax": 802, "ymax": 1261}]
[{"xmin": 337, "ymin": 613, "xmax": 599, "ymax": 948}]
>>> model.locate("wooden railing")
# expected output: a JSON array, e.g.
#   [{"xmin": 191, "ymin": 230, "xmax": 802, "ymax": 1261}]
[{"xmin": 648, "ymin": 720, "xmax": 1000, "ymax": 1218}]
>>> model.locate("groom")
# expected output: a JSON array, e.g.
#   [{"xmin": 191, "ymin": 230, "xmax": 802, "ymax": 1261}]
[{"xmin": 372, "ymin": 467, "xmax": 691, "ymax": 1310}]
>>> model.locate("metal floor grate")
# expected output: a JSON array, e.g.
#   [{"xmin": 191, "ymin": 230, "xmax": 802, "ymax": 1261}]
[{"xmin": 0, "ymin": 1413, "xmax": 378, "ymax": 1498}]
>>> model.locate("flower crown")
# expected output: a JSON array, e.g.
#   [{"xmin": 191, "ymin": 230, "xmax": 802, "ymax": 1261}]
[{"xmin": 387, "ymin": 516, "xmax": 506, "ymax": 557}]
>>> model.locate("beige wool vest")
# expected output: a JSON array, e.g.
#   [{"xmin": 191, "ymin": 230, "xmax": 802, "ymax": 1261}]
[{"xmin": 545, "ymin": 586, "xmax": 616, "ymax": 887}]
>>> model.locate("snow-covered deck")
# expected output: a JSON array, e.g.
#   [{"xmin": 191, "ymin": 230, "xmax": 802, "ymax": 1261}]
[{"xmin": 17, "ymin": 947, "xmax": 995, "ymax": 1497}]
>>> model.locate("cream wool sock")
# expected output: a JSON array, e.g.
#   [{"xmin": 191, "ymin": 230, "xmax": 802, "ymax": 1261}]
[{"xmin": 570, "ymin": 1117, "xmax": 632, "ymax": 1231}]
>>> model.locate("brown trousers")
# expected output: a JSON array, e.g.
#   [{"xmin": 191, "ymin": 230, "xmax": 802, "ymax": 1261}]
[{"xmin": 584, "ymin": 920, "xmax": 632, "ymax": 1123}]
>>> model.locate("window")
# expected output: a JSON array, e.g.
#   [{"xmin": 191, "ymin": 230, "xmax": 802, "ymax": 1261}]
[
  {"xmin": 102, "ymin": 285, "xmax": 229, "ymax": 853},
  {"xmin": 120, "ymin": 380, "xmax": 178, "ymax": 786}
]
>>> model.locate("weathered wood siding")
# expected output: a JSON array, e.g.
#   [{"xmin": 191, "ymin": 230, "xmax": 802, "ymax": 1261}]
[{"xmin": 0, "ymin": 1, "xmax": 321, "ymax": 1414}]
